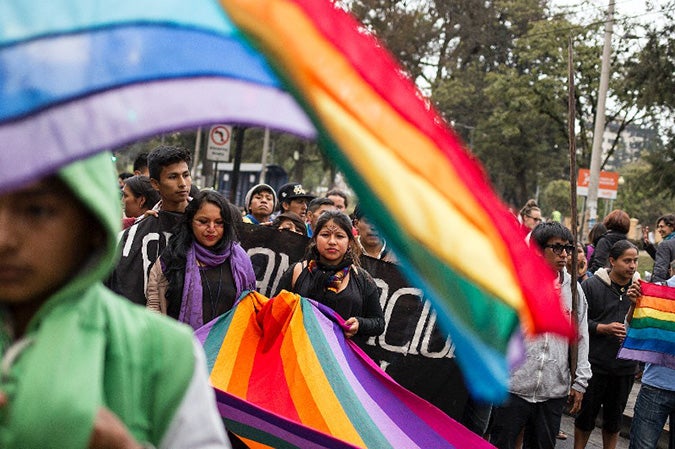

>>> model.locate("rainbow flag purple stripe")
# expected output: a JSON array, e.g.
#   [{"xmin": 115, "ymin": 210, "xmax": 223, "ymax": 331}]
[
  {"xmin": 196, "ymin": 291, "xmax": 494, "ymax": 449},
  {"xmin": 619, "ymin": 281, "xmax": 675, "ymax": 369},
  {"xmin": 1, "ymin": 0, "xmax": 577, "ymax": 402}
]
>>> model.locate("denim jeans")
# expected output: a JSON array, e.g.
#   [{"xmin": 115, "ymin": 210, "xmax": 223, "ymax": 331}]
[{"xmin": 629, "ymin": 384, "xmax": 675, "ymax": 449}]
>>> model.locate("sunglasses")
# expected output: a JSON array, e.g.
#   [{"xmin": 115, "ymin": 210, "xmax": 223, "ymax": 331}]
[
  {"xmin": 526, "ymin": 214, "xmax": 542, "ymax": 223},
  {"xmin": 544, "ymin": 243, "xmax": 575, "ymax": 255}
]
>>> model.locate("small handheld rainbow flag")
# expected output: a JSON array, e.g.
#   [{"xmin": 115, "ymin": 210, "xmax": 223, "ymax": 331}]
[
  {"xmin": 618, "ymin": 281, "xmax": 675, "ymax": 369},
  {"xmin": 196, "ymin": 291, "xmax": 494, "ymax": 449}
]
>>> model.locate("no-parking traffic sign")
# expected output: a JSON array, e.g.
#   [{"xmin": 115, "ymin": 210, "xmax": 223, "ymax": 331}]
[{"xmin": 207, "ymin": 125, "xmax": 232, "ymax": 161}]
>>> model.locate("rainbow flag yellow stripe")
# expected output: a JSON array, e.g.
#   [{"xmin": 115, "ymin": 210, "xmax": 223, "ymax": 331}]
[
  {"xmin": 219, "ymin": 0, "xmax": 573, "ymax": 400},
  {"xmin": 197, "ymin": 291, "xmax": 495, "ymax": 448},
  {"xmin": 619, "ymin": 281, "xmax": 675, "ymax": 369}
]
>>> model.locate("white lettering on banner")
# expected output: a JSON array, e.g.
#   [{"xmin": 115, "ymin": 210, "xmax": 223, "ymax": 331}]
[
  {"xmin": 246, "ymin": 245, "xmax": 456, "ymax": 361},
  {"xmin": 420, "ymin": 305, "xmax": 454, "ymax": 359},
  {"xmin": 248, "ymin": 247, "xmax": 276, "ymax": 295},
  {"xmin": 247, "ymin": 247, "xmax": 291, "ymax": 297},
  {"xmin": 270, "ymin": 253, "xmax": 290, "ymax": 297},
  {"xmin": 122, "ymin": 224, "xmax": 138, "ymax": 257},
  {"xmin": 140, "ymin": 232, "xmax": 160, "ymax": 295},
  {"xmin": 370, "ymin": 280, "xmax": 455, "ymax": 359},
  {"xmin": 379, "ymin": 286, "xmax": 420, "ymax": 354}
]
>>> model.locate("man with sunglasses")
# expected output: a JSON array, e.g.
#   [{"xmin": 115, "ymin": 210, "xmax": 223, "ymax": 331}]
[{"xmin": 490, "ymin": 222, "xmax": 591, "ymax": 449}]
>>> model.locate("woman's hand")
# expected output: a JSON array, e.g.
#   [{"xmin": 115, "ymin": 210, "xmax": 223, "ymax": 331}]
[
  {"xmin": 343, "ymin": 317, "xmax": 359, "ymax": 338},
  {"xmin": 641, "ymin": 226, "xmax": 650, "ymax": 244},
  {"xmin": 89, "ymin": 407, "xmax": 144, "ymax": 449},
  {"xmin": 627, "ymin": 281, "xmax": 642, "ymax": 305},
  {"xmin": 597, "ymin": 322, "xmax": 626, "ymax": 339}
]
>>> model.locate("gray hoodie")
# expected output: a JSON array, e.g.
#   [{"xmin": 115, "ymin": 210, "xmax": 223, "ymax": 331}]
[{"xmin": 509, "ymin": 269, "xmax": 591, "ymax": 402}]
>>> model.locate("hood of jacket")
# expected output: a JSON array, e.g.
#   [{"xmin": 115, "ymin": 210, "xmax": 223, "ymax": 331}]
[
  {"xmin": 593, "ymin": 267, "xmax": 640, "ymax": 287},
  {"xmin": 26, "ymin": 152, "xmax": 122, "ymax": 329}
]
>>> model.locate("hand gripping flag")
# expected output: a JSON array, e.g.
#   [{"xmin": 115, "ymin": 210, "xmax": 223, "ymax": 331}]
[
  {"xmin": 196, "ymin": 291, "xmax": 495, "ymax": 449},
  {"xmin": 619, "ymin": 281, "xmax": 675, "ymax": 369}
]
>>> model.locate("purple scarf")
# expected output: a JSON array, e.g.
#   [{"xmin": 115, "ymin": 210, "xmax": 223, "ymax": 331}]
[{"xmin": 179, "ymin": 241, "xmax": 256, "ymax": 330}]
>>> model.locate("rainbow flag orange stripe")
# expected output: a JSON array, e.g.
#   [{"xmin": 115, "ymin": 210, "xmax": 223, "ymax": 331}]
[
  {"xmin": 619, "ymin": 281, "xmax": 675, "ymax": 369},
  {"xmin": 197, "ymin": 291, "xmax": 494, "ymax": 449},
  {"xmin": 219, "ymin": 0, "xmax": 573, "ymax": 399},
  {"xmin": 1, "ymin": 0, "xmax": 574, "ymax": 401}
]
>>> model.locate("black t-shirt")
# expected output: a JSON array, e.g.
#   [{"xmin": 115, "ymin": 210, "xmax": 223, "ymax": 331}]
[{"xmin": 199, "ymin": 259, "xmax": 237, "ymax": 323}]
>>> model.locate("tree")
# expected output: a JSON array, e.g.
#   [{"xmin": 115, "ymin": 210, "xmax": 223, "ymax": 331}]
[
  {"xmin": 614, "ymin": 160, "xmax": 675, "ymax": 226},
  {"xmin": 540, "ymin": 179, "xmax": 572, "ymax": 219}
]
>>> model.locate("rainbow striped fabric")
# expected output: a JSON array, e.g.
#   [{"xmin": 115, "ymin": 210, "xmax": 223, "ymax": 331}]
[
  {"xmin": 619, "ymin": 281, "xmax": 675, "ymax": 369},
  {"xmin": 196, "ymin": 291, "xmax": 494, "ymax": 449},
  {"xmin": 0, "ymin": 0, "xmax": 574, "ymax": 401}
]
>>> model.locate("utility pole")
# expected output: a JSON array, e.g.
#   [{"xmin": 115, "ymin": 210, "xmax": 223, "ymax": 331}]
[
  {"xmin": 259, "ymin": 127, "xmax": 270, "ymax": 184},
  {"xmin": 568, "ymin": 35, "xmax": 579, "ymax": 386},
  {"xmin": 586, "ymin": 0, "xmax": 615, "ymax": 227}
]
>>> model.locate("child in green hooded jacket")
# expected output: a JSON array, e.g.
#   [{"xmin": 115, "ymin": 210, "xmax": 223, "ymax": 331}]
[{"xmin": 0, "ymin": 153, "xmax": 230, "ymax": 448}]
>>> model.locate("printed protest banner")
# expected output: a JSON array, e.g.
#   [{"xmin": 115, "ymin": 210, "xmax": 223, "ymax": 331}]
[{"xmin": 237, "ymin": 223, "xmax": 468, "ymax": 418}]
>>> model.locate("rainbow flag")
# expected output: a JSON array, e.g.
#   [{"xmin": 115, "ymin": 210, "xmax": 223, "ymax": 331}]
[
  {"xmin": 0, "ymin": 0, "xmax": 574, "ymax": 401},
  {"xmin": 619, "ymin": 281, "xmax": 675, "ymax": 369},
  {"xmin": 196, "ymin": 291, "xmax": 494, "ymax": 449}
]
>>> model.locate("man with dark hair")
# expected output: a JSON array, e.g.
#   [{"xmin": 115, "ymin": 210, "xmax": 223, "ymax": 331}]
[
  {"xmin": 352, "ymin": 203, "xmax": 397, "ymax": 263},
  {"xmin": 276, "ymin": 182, "xmax": 314, "ymax": 220},
  {"xmin": 306, "ymin": 197, "xmax": 336, "ymax": 237},
  {"xmin": 490, "ymin": 222, "xmax": 591, "ymax": 449},
  {"xmin": 325, "ymin": 188, "xmax": 348, "ymax": 212},
  {"xmin": 133, "ymin": 152, "xmax": 149, "ymax": 176},
  {"xmin": 107, "ymin": 145, "xmax": 192, "ymax": 305}
]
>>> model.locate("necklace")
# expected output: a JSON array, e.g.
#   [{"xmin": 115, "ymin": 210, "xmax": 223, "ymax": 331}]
[{"xmin": 201, "ymin": 264, "xmax": 223, "ymax": 320}]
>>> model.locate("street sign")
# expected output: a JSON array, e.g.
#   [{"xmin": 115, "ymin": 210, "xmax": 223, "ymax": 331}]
[
  {"xmin": 577, "ymin": 169, "xmax": 619, "ymax": 199},
  {"xmin": 206, "ymin": 125, "xmax": 232, "ymax": 161}
]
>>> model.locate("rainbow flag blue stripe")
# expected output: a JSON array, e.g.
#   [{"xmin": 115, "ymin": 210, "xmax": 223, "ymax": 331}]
[
  {"xmin": 196, "ymin": 291, "xmax": 494, "ymax": 448},
  {"xmin": 0, "ymin": 0, "xmax": 575, "ymax": 402},
  {"xmin": 619, "ymin": 281, "xmax": 675, "ymax": 369}
]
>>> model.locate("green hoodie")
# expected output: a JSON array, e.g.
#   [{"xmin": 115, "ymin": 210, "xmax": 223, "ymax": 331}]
[{"xmin": 0, "ymin": 153, "xmax": 195, "ymax": 448}]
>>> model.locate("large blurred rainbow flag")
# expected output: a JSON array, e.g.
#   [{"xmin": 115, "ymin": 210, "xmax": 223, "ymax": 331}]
[
  {"xmin": 196, "ymin": 291, "xmax": 494, "ymax": 448},
  {"xmin": 619, "ymin": 281, "xmax": 675, "ymax": 369},
  {"xmin": 0, "ymin": 0, "xmax": 573, "ymax": 401}
]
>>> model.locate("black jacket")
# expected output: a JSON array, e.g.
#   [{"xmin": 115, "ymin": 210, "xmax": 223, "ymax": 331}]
[
  {"xmin": 277, "ymin": 262, "xmax": 385, "ymax": 338},
  {"xmin": 588, "ymin": 231, "xmax": 627, "ymax": 273},
  {"xmin": 580, "ymin": 268, "xmax": 639, "ymax": 376}
]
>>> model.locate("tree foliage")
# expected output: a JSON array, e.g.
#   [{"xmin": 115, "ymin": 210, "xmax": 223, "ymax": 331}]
[
  {"xmin": 614, "ymin": 160, "xmax": 675, "ymax": 226},
  {"xmin": 342, "ymin": 0, "xmax": 675, "ymax": 207}
]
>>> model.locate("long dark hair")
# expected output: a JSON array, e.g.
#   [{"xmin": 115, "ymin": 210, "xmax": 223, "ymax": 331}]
[
  {"xmin": 608, "ymin": 240, "xmax": 638, "ymax": 261},
  {"xmin": 306, "ymin": 210, "xmax": 361, "ymax": 266},
  {"xmin": 124, "ymin": 175, "xmax": 160, "ymax": 211},
  {"xmin": 161, "ymin": 190, "xmax": 239, "ymax": 317}
]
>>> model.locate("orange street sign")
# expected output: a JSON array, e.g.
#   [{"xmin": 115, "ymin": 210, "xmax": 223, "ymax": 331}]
[{"xmin": 577, "ymin": 169, "xmax": 619, "ymax": 199}]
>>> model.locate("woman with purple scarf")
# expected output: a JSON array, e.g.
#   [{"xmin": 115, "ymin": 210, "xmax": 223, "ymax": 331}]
[{"xmin": 146, "ymin": 190, "xmax": 256, "ymax": 330}]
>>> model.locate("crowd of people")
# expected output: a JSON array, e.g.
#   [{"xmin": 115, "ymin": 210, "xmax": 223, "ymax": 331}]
[
  {"xmin": 1, "ymin": 144, "xmax": 673, "ymax": 449},
  {"xmin": 488, "ymin": 199, "xmax": 674, "ymax": 449}
]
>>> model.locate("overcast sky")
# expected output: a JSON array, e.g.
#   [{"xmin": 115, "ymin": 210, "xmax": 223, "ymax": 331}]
[{"xmin": 550, "ymin": 0, "xmax": 670, "ymax": 28}]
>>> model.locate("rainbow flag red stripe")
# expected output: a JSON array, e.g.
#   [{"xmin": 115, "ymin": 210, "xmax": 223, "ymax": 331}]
[
  {"xmin": 196, "ymin": 291, "xmax": 494, "ymax": 449},
  {"xmin": 619, "ymin": 281, "xmax": 675, "ymax": 369},
  {"xmin": 218, "ymin": 0, "xmax": 573, "ymax": 400},
  {"xmin": 1, "ymin": 0, "xmax": 574, "ymax": 401}
]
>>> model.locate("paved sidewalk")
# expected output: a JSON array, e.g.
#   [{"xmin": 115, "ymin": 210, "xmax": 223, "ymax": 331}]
[{"xmin": 555, "ymin": 380, "xmax": 670, "ymax": 449}]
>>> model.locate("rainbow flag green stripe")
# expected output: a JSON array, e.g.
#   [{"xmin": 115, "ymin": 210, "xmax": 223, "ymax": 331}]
[
  {"xmin": 219, "ymin": 0, "xmax": 573, "ymax": 400},
  {"xmin": 619, "ymin": 281, "xmax": 675, "ymax": 369},
  {"xmin": 196, "ymin": 291, "xmax": 494, "ymax": 449},
  {"xmin": 1, "ymin": 0, "xmax": 576, "ymax": 402}
]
